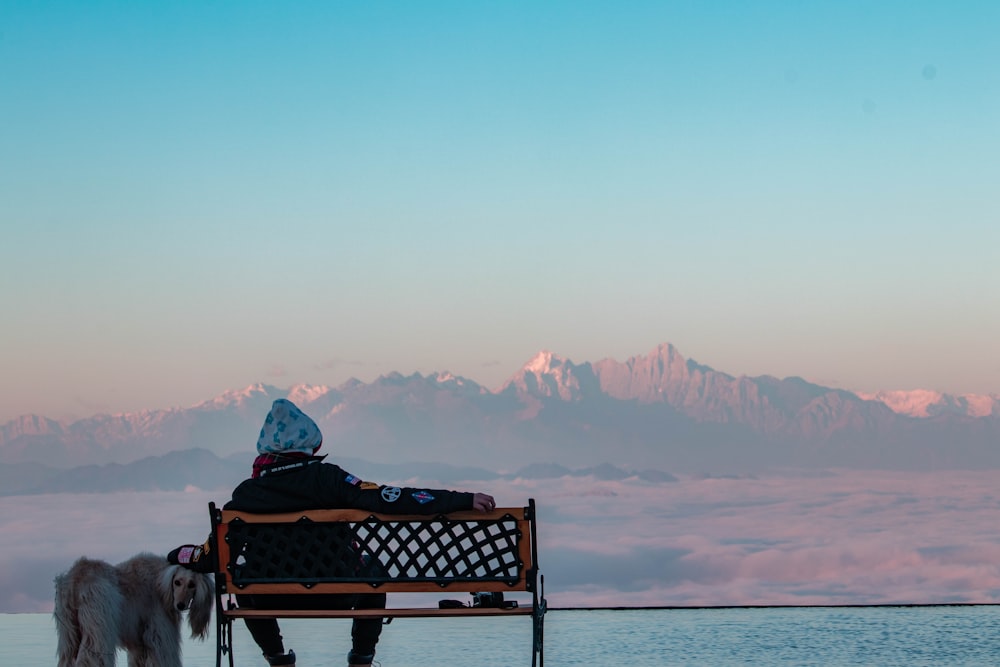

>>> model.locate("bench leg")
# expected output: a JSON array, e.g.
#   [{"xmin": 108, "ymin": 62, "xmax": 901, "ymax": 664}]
[
  {"xmin": 532, "ymin": 604, "xmax": 545, "ymax": 667},
  {"xmin": 532, "ymin": 573, "xmax": 547, "ymax": 667},
  {"xmin": 217, "ymin": 612, "xmax": 234, "ymax": 667}
]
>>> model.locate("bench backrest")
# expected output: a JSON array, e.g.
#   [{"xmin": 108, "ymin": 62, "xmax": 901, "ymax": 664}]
[{"xmin": 210, "ymin": 500, "xmax": 540, "ymax": 597}]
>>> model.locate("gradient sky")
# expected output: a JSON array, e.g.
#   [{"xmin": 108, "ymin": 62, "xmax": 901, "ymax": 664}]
[{"xmin": 2, "ymin": 1, "xmax": 998, "ymax": 424}]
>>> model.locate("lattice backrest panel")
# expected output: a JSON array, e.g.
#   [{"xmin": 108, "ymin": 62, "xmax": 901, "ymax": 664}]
[{"xmin": 224, "ymin": 515, "xmax": 525, "ymax": 587}]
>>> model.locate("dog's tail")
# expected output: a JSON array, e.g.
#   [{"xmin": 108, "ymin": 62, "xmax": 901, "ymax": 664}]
[{"xmin": 53, "ymin": 572, "xmax": 79, "ymax": 667}]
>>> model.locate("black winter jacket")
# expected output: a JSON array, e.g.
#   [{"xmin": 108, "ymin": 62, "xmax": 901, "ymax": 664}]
[
  {"xmin": 169, "ymin": 456, "xmax": 475, "ymax": 572},
  {"xmin": 224, "ymin": 456, "xmax": 475, "ymax": 515}
]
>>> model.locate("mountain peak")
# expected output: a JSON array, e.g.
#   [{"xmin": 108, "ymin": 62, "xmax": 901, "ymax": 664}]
[
  {"xmin": 286, "ymin": 384, "xmax": 333, "ymax": 406},
  {"xmin": 858, "ymin": 389, "xmax": 999, "ymax": 418},
  {"xmin": 194, "ymin": 383, "xmax": 280, "ymax": 410},
  {"xmin": 502, "ymin": 350, "xmax": 598, "ymax": 401},
  {"xmin": 0, "ymin": 413, "xmax": 65, "ymax": 440},
  {"xmin": 652, "ymin": 341, "xmax": 680, "ymax": 357},
  {"xmin": 434, "ymin": 371, "xmax": 468, "ymax": 387},
  {"xmin": 524, "ymin": 350, "xmax": 561, "ymax": 374}
]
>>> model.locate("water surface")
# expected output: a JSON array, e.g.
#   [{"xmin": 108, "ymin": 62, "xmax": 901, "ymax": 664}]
[{"xmin": 7, "ymin": 606, "xmax": 1000, "ymax": 666}]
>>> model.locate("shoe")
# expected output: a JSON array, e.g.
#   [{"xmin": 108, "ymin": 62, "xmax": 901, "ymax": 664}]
[
  {"xmin": 266, "ymin": 649, "xmax": 296, "ymax": 666},
  {"xmin": 347, "ymin": 649, "xmax": 376, "ymax": 665}
]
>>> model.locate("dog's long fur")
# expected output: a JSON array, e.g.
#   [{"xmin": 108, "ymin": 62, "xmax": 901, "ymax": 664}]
[{"xmin": 54, "ymin": 552, "xmax": 212, "ymax": 667}]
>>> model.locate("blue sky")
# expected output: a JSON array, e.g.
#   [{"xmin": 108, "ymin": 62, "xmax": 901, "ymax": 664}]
[{"xmin": 1, "ymin": 1, "xmax": 998, "ymax": 423}]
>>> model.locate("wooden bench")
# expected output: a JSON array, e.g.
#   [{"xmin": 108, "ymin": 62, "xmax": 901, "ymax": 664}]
[{"xmin": 209, "ymin": 499, "xmax": 546, "ymax": 666}]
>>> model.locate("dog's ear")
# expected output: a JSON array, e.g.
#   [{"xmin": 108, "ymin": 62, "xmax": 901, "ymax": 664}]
[
  {"xmin": 158, "ymin": 564, "xmax": 181, "ymax": 613},
  {"xmin": 188, "ymin": 574, "xmax": 213, "ymax": 639}
]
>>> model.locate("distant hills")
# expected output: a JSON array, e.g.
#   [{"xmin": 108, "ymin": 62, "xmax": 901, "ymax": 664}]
[
  {"xmin": 2, "ymin": 343, "xmax": 998, "ymax": 477},
  {"xmin": 0, "ymin": 449, "xmax": 677, "ymax": 497}
]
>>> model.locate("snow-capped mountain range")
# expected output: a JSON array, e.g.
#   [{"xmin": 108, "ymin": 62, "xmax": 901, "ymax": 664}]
[
  {"xmin": 855, "ymin": 389, "xmax": 997, "ymax": 418},
  {"xmin": 2, "ymin": 343, "xmax": 998, "ymax": 472}
]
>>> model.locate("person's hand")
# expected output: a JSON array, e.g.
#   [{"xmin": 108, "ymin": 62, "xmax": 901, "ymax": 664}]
[{"xmin": 472, "ymin": 493, "xmax": 496, "ymax": 512}]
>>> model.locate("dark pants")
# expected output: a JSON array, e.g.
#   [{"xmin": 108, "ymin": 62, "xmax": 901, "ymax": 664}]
[{"xmin": 236, "ymin": 592, "xmax": 387, "ymax": 658}]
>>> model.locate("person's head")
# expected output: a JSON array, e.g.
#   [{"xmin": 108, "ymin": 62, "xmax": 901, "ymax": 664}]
[{"xmin": 256, "ymin": 398, "xmax": 322, "ymax": 456}]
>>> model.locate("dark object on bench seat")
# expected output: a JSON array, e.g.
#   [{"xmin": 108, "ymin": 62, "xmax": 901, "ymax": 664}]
[{"xmin": 209, "ymin": 498, "xmax": 546, "ymax": 666}]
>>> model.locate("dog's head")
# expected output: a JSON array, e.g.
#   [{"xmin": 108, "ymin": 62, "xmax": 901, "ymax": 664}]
[{"xmin": 159, "ymin": 564, "xmax": 213, "ymax": 639}]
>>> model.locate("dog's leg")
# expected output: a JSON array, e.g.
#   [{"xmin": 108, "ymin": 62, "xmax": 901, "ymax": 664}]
[
  {"xmin": 72, "ymin": 572, "xmax": 123, "ymax": 667},
  {"xmin": 54, "ymin": 574, "xmax": 81, "ymax": 667},
  {"xmin": 141, "ymin": 615, "xmax": 184, "ymax": 667},
  {"xmin": 126, "ymin": 647, "xmax": 148, "ymax": 667}
]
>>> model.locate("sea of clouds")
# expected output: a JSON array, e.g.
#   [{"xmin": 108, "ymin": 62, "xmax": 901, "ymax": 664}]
[{"xmin": 5, "ymin": 468, "xmax": 1000, "ymax": 612}]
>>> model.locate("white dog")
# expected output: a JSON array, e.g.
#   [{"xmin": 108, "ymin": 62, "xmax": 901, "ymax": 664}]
[{"xmin": 54, "ymin": 552, "xmax": 212, "ymax": 667}]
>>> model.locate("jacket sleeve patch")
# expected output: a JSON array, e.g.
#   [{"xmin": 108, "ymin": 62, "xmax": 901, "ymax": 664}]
[{"xmin": 412, "ymin": 490, "xmax": 435, "ymax": 504}]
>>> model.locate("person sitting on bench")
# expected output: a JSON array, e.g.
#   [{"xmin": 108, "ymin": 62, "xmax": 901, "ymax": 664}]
[{"xmin": 171, "ymin": 398, "xmax": 495, "ymax": 667}]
